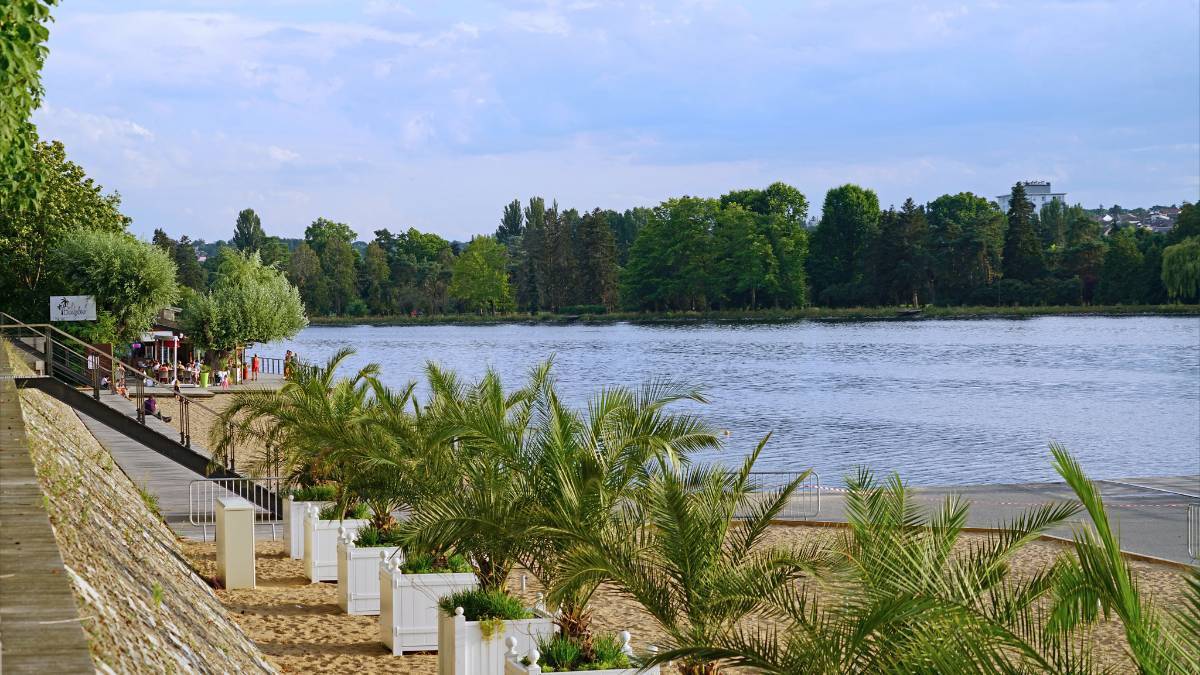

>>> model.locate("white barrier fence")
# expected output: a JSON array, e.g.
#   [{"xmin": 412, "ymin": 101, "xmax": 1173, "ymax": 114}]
[{"xmin": 189, "ymin": 476, "xmax": 285, "ymax": 541}]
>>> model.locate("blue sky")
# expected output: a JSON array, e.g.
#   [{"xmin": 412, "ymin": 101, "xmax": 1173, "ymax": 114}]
[{"xmin": 34, "ymin": 1, "xmax": 1200, "ymax": 242}]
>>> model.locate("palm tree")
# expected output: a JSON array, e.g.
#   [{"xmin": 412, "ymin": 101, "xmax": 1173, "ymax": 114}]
[
  {"xmin": 1047, "ymin": 444, "xmax": 1200, "ymax": 674},
  {"xmin": 210, "ymin": 347, "xmax": 381, "ymax": 519},
  {"xmin": 555, "ymin": 437, "xmax": 821, "ymax": 675},
  {"xmin": 525, "ymin": 377, "xmax": 721, "ymax": 653},
  {"xmin": 398, "ymin": 361, "xmax": 553, "ymax": 591}
]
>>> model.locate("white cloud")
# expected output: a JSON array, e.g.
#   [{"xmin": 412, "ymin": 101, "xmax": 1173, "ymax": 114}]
[{"xmin": 267, "ymin": 145, "xmax": 300, "ymax": 162}]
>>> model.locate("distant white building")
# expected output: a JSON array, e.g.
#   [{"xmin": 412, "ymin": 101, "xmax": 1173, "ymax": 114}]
[{"xmin": 995, "ymin": 180, "xmax": 1066, "ymax": 213}]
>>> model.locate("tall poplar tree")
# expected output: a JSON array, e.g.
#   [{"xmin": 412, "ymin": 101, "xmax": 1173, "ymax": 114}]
[{"xmin": 232, "ymin": 208, "xmax": 266, "ymax": 252}]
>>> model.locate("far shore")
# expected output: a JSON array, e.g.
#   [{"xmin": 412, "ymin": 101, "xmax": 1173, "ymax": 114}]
[{"xmin": 307, "ymin": 304, "xmax": 1200, "ymax": 327}]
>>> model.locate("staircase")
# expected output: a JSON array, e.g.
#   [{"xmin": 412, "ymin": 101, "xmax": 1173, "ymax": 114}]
[{"xmin": 1, "ymin": 312, "xmax": 279, "ymax": 515}]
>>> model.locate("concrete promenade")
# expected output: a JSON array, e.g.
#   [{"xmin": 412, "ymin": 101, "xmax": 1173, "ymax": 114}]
[{"xmin": 812, "ymin": 475, "xmax": 1200, "ymax": 565}]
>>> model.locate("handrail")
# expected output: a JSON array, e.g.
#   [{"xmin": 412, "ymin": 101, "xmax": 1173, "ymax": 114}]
[
  {"xmin": 1, "ymin": 313, "xmax": 226, "ymax": 419},
  {"xmin": 1, "ymin": 312, "xmax": 239, "ymax": 468}
]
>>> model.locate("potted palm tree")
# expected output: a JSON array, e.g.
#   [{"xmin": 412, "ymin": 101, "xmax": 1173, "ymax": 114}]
[
  {"xmin": 555, "ymin": 438, "xmax": 820, "ymax": 675},
  {"xmin": 399, "ymin": 364, "xmax": 559, "ymax": 675},
  {"xmin": 519, "ymin": 377, "xmax": 719, "ymax": 673}
]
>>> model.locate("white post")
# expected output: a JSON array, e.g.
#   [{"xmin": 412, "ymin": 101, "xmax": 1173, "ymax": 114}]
[
  {"xmin": 173, "ymin": 336, "xmax": 178, "ymax": 383},
  {"xmin": 526, "ymin": 642, "xmax": 542, "ymax": 675},
  {"xmin": 216, "ymin": 496, "xmax": 256, "ymax": 589}
]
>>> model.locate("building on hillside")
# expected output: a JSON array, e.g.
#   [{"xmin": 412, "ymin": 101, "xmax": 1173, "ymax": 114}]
[{"xmin": 995, "ymin": 180, "xmax": 1067, "ymax": 213}]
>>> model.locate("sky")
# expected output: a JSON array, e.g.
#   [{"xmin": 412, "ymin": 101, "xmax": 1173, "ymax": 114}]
[{"xmin": 33, "ymin": 0, "xmax": 1200, "ymax": 243}]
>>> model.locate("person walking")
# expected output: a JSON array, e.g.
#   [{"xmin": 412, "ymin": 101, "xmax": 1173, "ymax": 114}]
[
  {"xmin": 284, "ymin": 350, "xmax": 292, "ymax": 378},
  {"xmin": 251, "ymin": 353, "xmax": 260, "ymax": 381}
]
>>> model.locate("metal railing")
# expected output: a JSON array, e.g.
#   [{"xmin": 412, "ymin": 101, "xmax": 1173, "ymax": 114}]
[
  {"xmin": 244, "ymin": 354, "xmax": 285, "ymax": 376},
  {"xmin": 1189, "ymin": 503, "xmax": 1200, "ymax": 561},
  {"xmin": 0, "ymin": 312, "xmax": 238, "ymax": 471},
  {"xmin": 744, "ymin": 471, "xmax": 821, "ymax": 520},
  {"xmin": 189, "ymin": 476, "xmax": 286, "ymax": 541}
]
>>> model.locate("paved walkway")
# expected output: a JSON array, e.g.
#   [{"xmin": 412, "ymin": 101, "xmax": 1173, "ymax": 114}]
[
  {"xmin": 0, "ymin": 346, "xmax": 95, "ymax": 673},
  {"xmin": 810, "ymin": 475, "xmax": 1200, "ymax": 565}
]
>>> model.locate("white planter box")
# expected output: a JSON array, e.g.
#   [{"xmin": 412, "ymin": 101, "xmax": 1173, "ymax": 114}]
[
  {"xmin": 337, "ymin": 532, "xmax": 400, "ymax": 615},
  {"xmin": 438, "ymin": 605, "xmax": 557, "ymax": 675},
  {"xmin": 380, "ymin": 557, "xmax": 478, "ymax": 655},
  {"xmin": 284, "ymin": 497, "xmax": 332, "ymax": 559},
  {"xmin": 503, "ymin": 631, "xmax": 660, "ymax": 675},
  {"xmin": 302, "ymin": 504, "xmax": 367, "ymax": 582}
]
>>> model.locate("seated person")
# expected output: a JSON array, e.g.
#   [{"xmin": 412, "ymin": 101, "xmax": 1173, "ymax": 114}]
[{"xmin": 143, "ymin": 396, "xmax": 171, "ymax": 422}]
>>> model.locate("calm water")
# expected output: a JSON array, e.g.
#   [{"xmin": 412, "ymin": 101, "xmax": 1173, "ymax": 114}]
[{"xmin": 266, "ymin": 317, "xmax": 1200, "ymax": 486}]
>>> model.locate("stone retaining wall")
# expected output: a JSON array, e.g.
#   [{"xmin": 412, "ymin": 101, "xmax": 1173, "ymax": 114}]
[{"xmin": 14, "ymin": 353, "xmax": 275, "ymax": 673}]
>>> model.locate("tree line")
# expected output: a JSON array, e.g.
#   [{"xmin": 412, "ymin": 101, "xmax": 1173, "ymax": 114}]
[{"xmin": 166, "ymin": 182, "xmax": 1199, "ymax": 318}]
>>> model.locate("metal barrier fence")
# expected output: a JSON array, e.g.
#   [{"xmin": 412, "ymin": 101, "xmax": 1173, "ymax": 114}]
[
  {"xmin": 189, "ymin": 476, "xmax": 286, "ymax": 541},
  {"xmin": 743, "ymin": 471, "xmax": 821, "ymax": 520},
  {"xmin": 1189, "ymin": 503, "xmax": 1200, "ymax": 561}
]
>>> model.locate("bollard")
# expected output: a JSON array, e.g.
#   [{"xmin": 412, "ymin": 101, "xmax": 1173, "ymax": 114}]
[{"xmin": 216, "ymin": 496, "xmax": 256, "ymax": 589}]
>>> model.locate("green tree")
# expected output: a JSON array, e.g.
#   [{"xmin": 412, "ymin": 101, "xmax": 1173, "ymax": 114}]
[
  {"xmin": 722, "ymin": 182, "xmax": 810, "ymax": 308},
  {"xmin": 926, "ymin": 192, "xmax": 1005, "ymax": 305},
  {"xmin": 1168, "ymin": 203, "xmax": 1200, "ymax": 245},
  {"xmin": 258, "ymin": 236, "xmax": 290, "ymax": 269},
  {"xmin": 808, "ymin": 184, "xmax": 880, "ymax": 304},
  {"xmin": 1002, "ymin": 182, "xmax": 1047, "ymax": 283},
  {"xmin": 286, "ymin": 242, "xmax": 323, "ymax": 312},
  {"xmin": 181, "ymin": 249, "xmax": 307, "ymax": 362},
  {"xmin": 54, "ymin": 230, "xmax": 178, "ymax": 342},
  {"xmin": 0, "ymin": 0, "xmax": 56, "ymax": 209},
  {"xmin": 231, "ymin": 208, "xmax": 266, "ymax": 252},
  {"xmin": 713, "ymin": 203, "xmax": 775, "ymax": 308},
  {"xmin": 621, "ymin": 197, "xmax": 719, "ymax": 311},
  {"xmin": 873, "ymin": 198, "xmax": 930, "ymax": 306},
  {"xmin": 495, "ymin": 198, "xmax": 523, "ymax": 247},
  {"xmin": 574, "ymin": 209, "xmax": 620, "ymax": 309},
  {"xmin": 1095, "ymin": 228, "xmax": 1145, "ymax": 304},
  {"xmin": 543, "ymin": 204, "xmax": 577, "ymax": 310},
  {"xmin": 517, "ymin": 197, "xmax": 548, "ymax": 312},
  {"xmin": 449, "ymin": 235, "xmax": 513, "ymax": 313},
  {"xmin": 173, "ymin": 235, "xmax": 208, "ymax": 292},
  {"xmin": 360, "ymin": 241, "xmax": 391, "ymax": 314},
  {"xmin": 304, "ymin": 218, "xmax": 358, "ymax": 315},
  {"xmin": 0, "ymin": 140, "xmax": 130, "ymax": 317},
  {"xmin": 1161, "ymin": 236, "xmax": 1200, "ymax": 302}
]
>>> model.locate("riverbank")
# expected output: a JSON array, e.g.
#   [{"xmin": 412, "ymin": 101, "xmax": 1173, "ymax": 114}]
[{"xmin": 308, "ymin": 304, "xmax": 1200, "ymax": 326}]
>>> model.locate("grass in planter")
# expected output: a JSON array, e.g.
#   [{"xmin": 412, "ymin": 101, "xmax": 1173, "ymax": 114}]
[
  {"xmin": 438, "ymin": 588, "xmax": 532, "ymax": 622},
  {"xmin": 400, "ymin": 552, "xmax": 472, "ymax": 574},
  {"xmin": 317, "ymin": 503, "xmax": 369, "ymax": 520},
  {"xmin": 526, "ymin": 632, "xmax": 632, "ymax": 672},
  {"xmin": 290, "ymin": 484, "xmax": 337, "ymax": 501},
  {"xmin": 354, "ymin": 524, "xmax": 404, "ymax": 547}
]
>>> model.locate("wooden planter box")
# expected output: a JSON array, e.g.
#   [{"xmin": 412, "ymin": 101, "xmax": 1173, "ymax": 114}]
[
  {"xmin": 437, "ymin": 605, "xmax": 556, "ymax": 675},
  {"xmin": 502, "ymin": 631, "xmax": 660, "ymax": 675},
  {"xmin": 302, "ymin": 504, "xmax": 367, "ymax": 582},
  {"xmin": 379, "ymin": 556, "xmax": 478, "ymax": 655},
  {"xmin": 284, "ymin": 497, "xmax": 331, "ymax": 559},
  {"xmin": 336, "ymin": 533, "xmax": 400, "ymax": 615}
]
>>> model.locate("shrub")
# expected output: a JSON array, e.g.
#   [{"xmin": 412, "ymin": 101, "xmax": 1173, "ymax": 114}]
[
  {"xmin": 354, "ymin": 524, "xmax": 404, "ymax": 547},
  {"xmin": 400, "ymin": 552, "xmax": 472, "ymax": 574},
  {"xmin": 318, "ymin": 502, "xmax": 368, "ymax": 520},
  {"xmin": 291, "ymin": 484, "xmax": 337, "ymax": 502},
  {"xmin": 556, "ymin": 304, "xmax": 607, "ymax": 315},
  {"xmin": 437, "ymin": 588, "xmax": 531, "ymax": 621},
  {"xmin": 529, "ymin": 633, "xmax": 632, "ymax": 671}
]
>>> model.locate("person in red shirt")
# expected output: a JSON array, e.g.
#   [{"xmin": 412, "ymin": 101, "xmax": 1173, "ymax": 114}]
[{"xmin": 251, "ymin": 354, "xmax": 260, "ymax": 381}]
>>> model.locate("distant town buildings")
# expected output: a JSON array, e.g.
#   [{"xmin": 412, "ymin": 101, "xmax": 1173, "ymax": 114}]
[{"xmin": 996, "ymin": 180, "xmax": 1067, "ymax": 212}]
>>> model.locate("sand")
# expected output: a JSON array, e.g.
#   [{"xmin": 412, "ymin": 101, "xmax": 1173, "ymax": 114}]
[{"xmin": 181, "ymin": 526, "xmax": 1192, "ymax": 674}]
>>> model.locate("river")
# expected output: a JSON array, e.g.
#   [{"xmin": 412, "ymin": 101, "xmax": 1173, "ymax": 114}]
[{"xmin": 264, "ymin": 317, "xmax": 1200, "ymax": 486}]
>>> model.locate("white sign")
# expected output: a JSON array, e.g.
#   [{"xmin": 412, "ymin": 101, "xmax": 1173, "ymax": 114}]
[{"xmin": 50, "ymin": 296, "xmax": 97, "ymax": 321}]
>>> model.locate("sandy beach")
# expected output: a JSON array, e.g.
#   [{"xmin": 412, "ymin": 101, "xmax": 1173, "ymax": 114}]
[{"xmin": 181, "ymin": 525, "xmax": 1192, "ymax": 673}]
